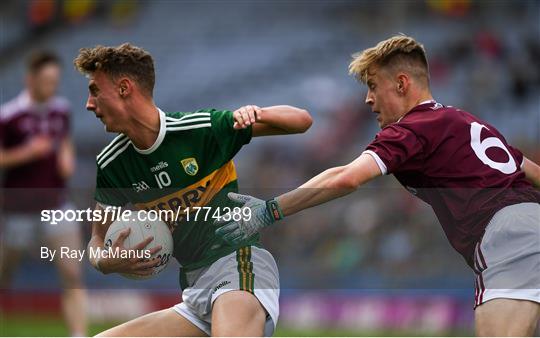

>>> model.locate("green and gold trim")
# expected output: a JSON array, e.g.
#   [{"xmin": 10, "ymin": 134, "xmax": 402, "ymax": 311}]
[{"xmin": 236, "ymin": 247, "xmax": 254, "ymax": 294}]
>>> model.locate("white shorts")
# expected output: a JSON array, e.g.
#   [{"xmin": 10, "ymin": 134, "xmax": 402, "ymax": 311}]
[
  {"xmin": 173, "ymin": 246, "xmax": 280, "ymax": 336},
  {"xmin": 2, "ymin": 203, "xmax": 81, "ymax": 249},
  {"xmin": 474, "ymin": 202, "xmax": 540, "ymax": 307}
]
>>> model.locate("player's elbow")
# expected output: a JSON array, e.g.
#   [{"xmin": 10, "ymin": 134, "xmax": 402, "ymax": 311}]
[
  {"xmin": 334, "ymin": 166, "xmax": 361, "ymax": 191},
  {"xmin": 297, "ymin": 108, "xmax": 313, "ymax": 133},
  {"xmin": 285, "ymin": 107, "xmax": 312, "ymax": 133}
]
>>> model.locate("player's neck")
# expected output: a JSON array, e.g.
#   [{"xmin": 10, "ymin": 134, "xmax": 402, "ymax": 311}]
[
  {"xmin": 125, "ymin": 101, "xmax": 160, "ymax": 150},
  {"xmin": 397, "ymin": 91, "xmax": 434, "ymax": 122},
  {"xmin": 27, "ymin": 88, "xmax": 48, "ymax": 104},
  {"xmin": 408, "ymin": 91, "xmax": 434, "ymax": 111}
]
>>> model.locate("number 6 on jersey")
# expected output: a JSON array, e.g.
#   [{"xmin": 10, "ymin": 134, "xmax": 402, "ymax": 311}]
[{"xmin": 470, "ymin": 122, "xmax": 517, "ymax": 175}]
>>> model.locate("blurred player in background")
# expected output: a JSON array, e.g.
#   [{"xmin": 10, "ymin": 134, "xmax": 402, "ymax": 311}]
[
  {"xmin": 215, "ymin": 35, "xmax": 540, "ymax": 336},
  {"xmin": 0, "ymin": 51, "xmax": 87, "ymax": 336},
  {"xmin": 74, "ymin": 43, "xmax": 312, "ymax": 336}
]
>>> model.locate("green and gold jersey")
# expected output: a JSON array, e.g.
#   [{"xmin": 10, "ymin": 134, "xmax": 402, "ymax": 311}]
[{"xmin": 94, "ymin": 108, "xmax": 259, "ymax": 271}]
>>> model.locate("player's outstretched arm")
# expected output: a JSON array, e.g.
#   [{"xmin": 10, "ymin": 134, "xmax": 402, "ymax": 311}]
[
  {"xmin": 215, "ymin": 153, "xmax": 382, "ymax": 244},
  {"xmin": 523, "ymin": 157, "xmax": 540, "ymax": 188},
  {"xmin": 278, "ymin": 153, "xmax": 382, "ymax": 215},
  {"xmin": 232, "ymin": 105, "xmax": 312, "ymax": 136}
]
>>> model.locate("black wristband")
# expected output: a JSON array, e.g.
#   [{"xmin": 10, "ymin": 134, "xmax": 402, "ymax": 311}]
[{"xmin": 266, "ymin": 198, "xmax": 284, "ymax": 221}]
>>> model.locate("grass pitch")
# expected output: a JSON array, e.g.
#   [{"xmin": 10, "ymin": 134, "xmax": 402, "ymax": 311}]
[{"xmin": 0, "ymin": 313, "xmax": 471, "ymax": 336}]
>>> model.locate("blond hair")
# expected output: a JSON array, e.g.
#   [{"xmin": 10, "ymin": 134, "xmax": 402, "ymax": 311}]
[
  {"xmin": 349, "ymin": 34, "xmax": 429, "ymax": 86},
  {"xmin": 74, "ymin": 43, "xmax": 155, "ymax": 96}
]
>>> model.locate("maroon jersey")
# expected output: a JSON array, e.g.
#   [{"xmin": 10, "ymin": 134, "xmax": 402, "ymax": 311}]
[
  {"xmin": 364, "ymin": 101, "xmax": 539, "ymax": 268},
  {"xmin": 0, "ymin": 90, "xmax": 71, "ymax": 211}
]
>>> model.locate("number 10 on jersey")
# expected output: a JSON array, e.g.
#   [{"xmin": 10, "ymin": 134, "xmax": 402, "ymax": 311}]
[{"xmin": 154, "ymin": 171, "xmax": 172, "ymax": 188}]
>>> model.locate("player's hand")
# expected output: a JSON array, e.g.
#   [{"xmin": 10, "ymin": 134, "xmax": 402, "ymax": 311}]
[
  {"xmin": 97, "ymin": 228, "xmax": 162, "ymax": 276},
  {"xmin": 233, "ymin": 105, "xmax": 262, "ymax": 130},
  {"xmin": 27, "ymin": 135, "xmax": 53, "ymax": 158},
  {"xmin": 214, "ymin": 193, "xmax": 283, "ymax": 245}
]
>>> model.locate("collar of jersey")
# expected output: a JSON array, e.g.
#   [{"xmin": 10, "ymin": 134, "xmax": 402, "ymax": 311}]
[
  {"xmin": 132, "ymin": 108, "xmax": 166, "ymax": 155},
  {"xmin": 396, "ymin": 99, "xmax": 437, "ymax": 123},
  {"xmin": 19, "ymin": 90, "xmax": 49, "ymax": 112}
]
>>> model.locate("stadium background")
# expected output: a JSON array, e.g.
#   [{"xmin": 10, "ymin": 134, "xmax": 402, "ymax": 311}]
[{"xmin": 1, "ymin": 0, "xmax": 539, "ymax": 336}]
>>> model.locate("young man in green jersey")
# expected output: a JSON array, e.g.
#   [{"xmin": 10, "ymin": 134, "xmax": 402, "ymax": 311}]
[{"xmin": 74, "ymin": 43, "xmax": 312, "ymax": 336}]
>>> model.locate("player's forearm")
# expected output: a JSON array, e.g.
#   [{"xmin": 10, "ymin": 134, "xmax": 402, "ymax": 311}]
[
  {"xmin": 276, "ymin": 154, "xmax": 382, "ymax": 216},
  {"xmin": 258, "ymin": 105, "xmax": 312, "ymax": 134},
  {"xmin": 88, "ymin": 205, "xmax": 112, "ymax": 272},
  {"xmin": 0, "ymin": 146, "xmax": 35, "ymax": 168},
  {"xmin": 58, "ymin": 137, "xmax": 75, "ymax": 179},
  {"xmin": 523, "ymin": 157, "xmax": 540, "ymax": 188},
  {"xmin": 276, "ymin": 166, "xmax": 356, "ymax": 216}
]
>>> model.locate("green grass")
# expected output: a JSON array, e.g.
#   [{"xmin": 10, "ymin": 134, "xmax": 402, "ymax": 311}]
[
  {"xmin": 0, "ymin": 314, "xmax": 471, "ymax": 336},
  {"xmin": 0, "ymin": 314, "xmax": 115, "ymax": 337},
  {"xmin": 273, "ymin": 328, "xmax": 471, "ymax": 336}
]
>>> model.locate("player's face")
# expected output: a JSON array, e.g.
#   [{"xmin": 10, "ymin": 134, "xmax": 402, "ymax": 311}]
[
  {"xmin": 28, "ymin": 63, "xmax": 61, "ymax": 102},
  {"xmin": 86, "ymin": 71, "xmax": 126, "ymax": 132},
  {"xmin": 364, "ymin": 66, "xmax": 404, "ymax": 128}
]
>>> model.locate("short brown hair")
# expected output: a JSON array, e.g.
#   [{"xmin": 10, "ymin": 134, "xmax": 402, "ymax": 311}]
[
  {"xmin": 27, "ymin": 50, "xmax": 61, "ymax": 74},
  {"xmin": 74, "ymin": 43, "xmax": 155, "ymax": 96},
  {"xmin": 349, "ymin": 34, "xmax": 429, "ymax": 86}
]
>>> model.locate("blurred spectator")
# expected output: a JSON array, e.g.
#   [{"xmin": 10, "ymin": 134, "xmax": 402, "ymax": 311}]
[{"xmin": 0, "ymin": 50, "xmax": 87, "ymax": 336}]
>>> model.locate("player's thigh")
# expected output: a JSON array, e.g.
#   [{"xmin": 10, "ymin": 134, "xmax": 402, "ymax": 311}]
[
  {"xmin": 475, "ymin": 298, "xmax": 540, "ymax": 336},
  {"xmin": 211, "ymin": 290, "xmax": 267, "ymax": 337},
  {"xmin": 43, "ymin": 205, "xmax": 83, "ymax": 252},
  {"xmin": 2, "ymin": 214, "xmax": 36, "ymax": 252},
  {"xmin": 45, "ymin": 226, "xmax": 84, "ymax": 287},
  {"xmin": 96, "ymin": 308, "xmax": 207, "ymax": 337},
  {"xmin": 0, "ymin": 214, "xmax": 35, "ymax": 285},
  {"xmin": 0, "ymin": 245, "xmax": 24, "ymax": 286}
]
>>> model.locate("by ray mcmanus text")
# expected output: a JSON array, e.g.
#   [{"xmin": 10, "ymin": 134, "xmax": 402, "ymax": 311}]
[{"xmin": 40, "ymin": 246, "xmax": 152, "ymax": 262}]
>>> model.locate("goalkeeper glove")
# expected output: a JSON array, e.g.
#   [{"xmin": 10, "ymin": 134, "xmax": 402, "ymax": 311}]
[{"xmin": 214, "ymin": 192, "xmax": 284, "ymax": 245}]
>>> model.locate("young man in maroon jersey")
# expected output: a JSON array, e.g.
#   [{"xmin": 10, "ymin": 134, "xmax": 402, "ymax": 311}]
[
  {"xmin": 0, "ymin": 51, "xmax": 87, "ymax": 336},
  {"xmin": 215, "ymin": 35, "xmax": 540, "ymax": 336}
]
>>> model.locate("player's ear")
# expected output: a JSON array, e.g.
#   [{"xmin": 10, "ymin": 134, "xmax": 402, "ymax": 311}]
[
  {"xmin": 396, "ymin": 73, "xmax": 409, "ymax": 95},
  {"xmin": 118, "ymin": 78, "xmax": 132, "ymax": 97}
]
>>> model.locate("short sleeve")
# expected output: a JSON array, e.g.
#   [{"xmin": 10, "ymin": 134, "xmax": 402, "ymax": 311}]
[
  {"xmin": 364, "ymin": 125, "xmax": 424, "ymax": 174},
  {"xmin": 94, "ymin": 168, "xmax": 128, "ymax": 207},
  {"xmin": 210, "ymin": 109, "xmax": 252, "ymax": 161}
]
